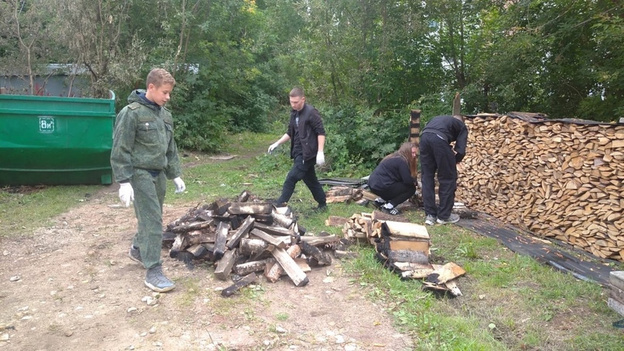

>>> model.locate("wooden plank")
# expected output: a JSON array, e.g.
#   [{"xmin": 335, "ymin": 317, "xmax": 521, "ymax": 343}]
[
  {"xmin": 226, "ymin": 216, "xmax": 255, "ymax": 250},
  {"xmin": 270, "ymin": 247, "xmax": 309, "ymax": 287},
  {"xmin": 214, "ymin": 249, "xmax": 238, "ymax": 281}
]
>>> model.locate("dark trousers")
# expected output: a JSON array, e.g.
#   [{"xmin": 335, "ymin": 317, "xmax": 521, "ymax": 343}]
[
  {"xmin": 131, "ymin": 169, "xmax": 166, "ymax": 269},
  {"xmin": 277, "ymin": 155, "xmax": 326, "ymax": 206},
  {"xmin": 420, "ymin": 132, "xmax": 458, "ymax": 219},
  {"xmin": 371, "ymin": 182, "xmax": 415, "ymax": 208}
]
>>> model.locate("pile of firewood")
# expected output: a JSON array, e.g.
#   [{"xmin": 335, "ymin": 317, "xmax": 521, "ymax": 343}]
[
  {"xmin": 162, "ymin": 191, "xmax": 343, "ymax": 296},
  {"xmin": 338, "ymin": 210, "xmax": 465, "ymax": 296},
  {"xmin": 457, "ymin": 112, "xmax": 624, "ymax": 261}
]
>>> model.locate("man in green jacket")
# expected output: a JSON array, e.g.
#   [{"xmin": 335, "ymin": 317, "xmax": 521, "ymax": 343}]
[{"xmin": 110, "ymin": 68, "xmax": 185, "ymax": 292}]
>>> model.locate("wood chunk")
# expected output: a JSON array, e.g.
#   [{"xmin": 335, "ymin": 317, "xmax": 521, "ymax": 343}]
[
  {"xmin": 226, "ymin": 216, "xmax": 255, "ymax": 250},
  {"xmin": 270, "ymin": 246, "xmax": 308, "ymax": 286},
  {"xmin": 221, "ymin": 272, "xmax": 258, "ymax": 297},
  {"xmin": 214, "ymin": 249, "xmax": 238, "ymax": 281}
]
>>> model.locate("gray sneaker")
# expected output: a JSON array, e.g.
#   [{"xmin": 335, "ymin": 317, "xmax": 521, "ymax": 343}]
[
  {"xmin": 145, "ymin": 266, "xmax": 175, "ymax": 292},
  {"xmin": 436, "ymin": 213, "xmax": 460, "ymax": 225},
  {"xmin": 425, "ymin": 215, "xmax": 436, "ymax": 226},
  {"xmin": 129, "ymin": 246, "xmax": 142, "ymax": 264}
]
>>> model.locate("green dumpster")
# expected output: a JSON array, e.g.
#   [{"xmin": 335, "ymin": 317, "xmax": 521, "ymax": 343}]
[{"xmin": 0, "ymin": 92, "xmax": 116, "ymax": 186}]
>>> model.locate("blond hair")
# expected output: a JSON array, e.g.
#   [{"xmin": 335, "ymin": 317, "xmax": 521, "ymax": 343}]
[{"xmin": 146, "ymin": 68, "xmax": 176, "ymax": 88}]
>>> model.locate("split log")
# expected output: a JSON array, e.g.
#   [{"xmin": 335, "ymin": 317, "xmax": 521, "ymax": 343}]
[
  {"xmin": 168, "ymin": 219, "xmax": 214, "ymax": 233},
  {"xmin": 238, "ymin": 238, "xmax": 271, "ymax": 257},
  {"xmin": 213, "ymin": 221, "xmax": 230, "ymax": 260},
  {"xmin": 228, "ymin": 202, "xmax": 273, "ymax": 215},
  {"xmin": 226, "ymin": 216, "xmax": 255, "ymax": 250},
  {"xmin": 325, "ymin": 216, "xmax": 348, "ymax": 227},
  {"xmin": 250, "ymin": 228, "xmax": 289, "ymax": 249},
  {"xmin": 254, "ymin": 222, "xmax": 296, "ymax": 236},
  {"xmin": 234, "ymin": 259, "xmax": 271, "ymax": 276},
  {"xmin": 271, "ymin": 211, "xmax": 294, "ymax": 229},
  {"xmin": 270, "ymin": 246, "xmax": 308, "ymax": 286},
  {"xmin": 266, "ymin": 244, "xmax": 302, "ymax": 282},
  {"xmin": 387, "ymin": 250, "xmax": 430, "ymax": 265},
  {"xmin": 299, "ymin": 234, "xmax": 340, "ymax": 247},
  {"xmin": 221, "ymin": 272, "xmax": 258, "ymax": 297},
  {"xmin": 376, "ymin": 220, "xmax": 429, "ymax": 240},
  {"xmin": 214, "ymin": 249, "xmax": 238, "ymax": 281},
  {"xmin": 300, "ymin": 240, "xmax": 332, "ymax": 267}
]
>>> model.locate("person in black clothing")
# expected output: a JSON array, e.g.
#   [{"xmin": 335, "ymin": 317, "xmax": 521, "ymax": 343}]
[
  {"xmin": 268, "ymin": 87, "xmax": 327, "ymax": 210},
  {"xmin": 368, "ymin": 142, "xmax": 418, "ymax": 215},
  {"xmin": 420, "ymin": 115, "xmax": 468, "ymax": 225}
]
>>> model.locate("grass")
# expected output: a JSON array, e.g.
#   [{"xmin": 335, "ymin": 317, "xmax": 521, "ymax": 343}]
[{"xmin": 2, "ymin": 131, "xmax": 624, "ymax": 350}]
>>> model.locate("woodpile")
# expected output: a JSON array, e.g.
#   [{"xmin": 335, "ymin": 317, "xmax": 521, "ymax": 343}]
[
  {"xmin": 456, "ymin": 112, "xmax": 624, "ymax": 261},
  {"xmin": 162, "ymin": 191, "xmax": 342, "ymax": 296},
  {"xmin": 339, "ymin": 210, "xmax": 465, "ymax": 296}
]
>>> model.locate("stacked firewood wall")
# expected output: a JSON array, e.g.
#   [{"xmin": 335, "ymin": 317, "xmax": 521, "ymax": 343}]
[{"xmin": 455, "ymin": 113, "xmax": 624, "ymax": 261}]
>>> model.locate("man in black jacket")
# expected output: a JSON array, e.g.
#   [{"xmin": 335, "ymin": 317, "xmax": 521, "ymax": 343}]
[
  {"xmin": 420, "ymin": 115, "xmax": 468, "ymax": 225},
  {"xmin": 268, "ymin": 87, "xmax": 327, "ymax": 210}
]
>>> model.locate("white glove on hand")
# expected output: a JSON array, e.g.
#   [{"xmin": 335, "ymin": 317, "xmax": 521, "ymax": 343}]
[
  {"xmin": 173, "ymin": 177, "xmax": 186, "ymax": 193},
  {"xmin": 119, "ymin": 183, "xmax": 134, "ymax": 207},
  {"xmin": 316, "ymin": 151, "xmax": 325, "ymax": 166},
  {"xmin": 268, "ymin": 142, "xmax": 280, "ymax": 154}
]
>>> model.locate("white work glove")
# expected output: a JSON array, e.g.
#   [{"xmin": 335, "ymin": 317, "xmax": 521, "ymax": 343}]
[
  {"xmin": 173, "ymin": 177, "xmax": 186, "ymax": 193},
  {"xmin": 118, "ymin": 183, "xmax": 134, "ymax": 207},
  {"xmin": 316, "ymin": 151, "xmax": 325, "ymax": 166},
  {"xmin": 268, "ymin": 142, "xmax": 280, "ymax": 154}
]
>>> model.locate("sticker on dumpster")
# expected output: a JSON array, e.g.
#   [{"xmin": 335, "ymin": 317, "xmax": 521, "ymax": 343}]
[{"xmin": 39, "ymin": 116, "xmax": 55, "ymax": 133}]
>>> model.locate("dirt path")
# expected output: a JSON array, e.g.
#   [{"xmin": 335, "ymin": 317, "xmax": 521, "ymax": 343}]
[{"xmin": 0, "ymin": 185, "xmax": 414, "ymax": 350}]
